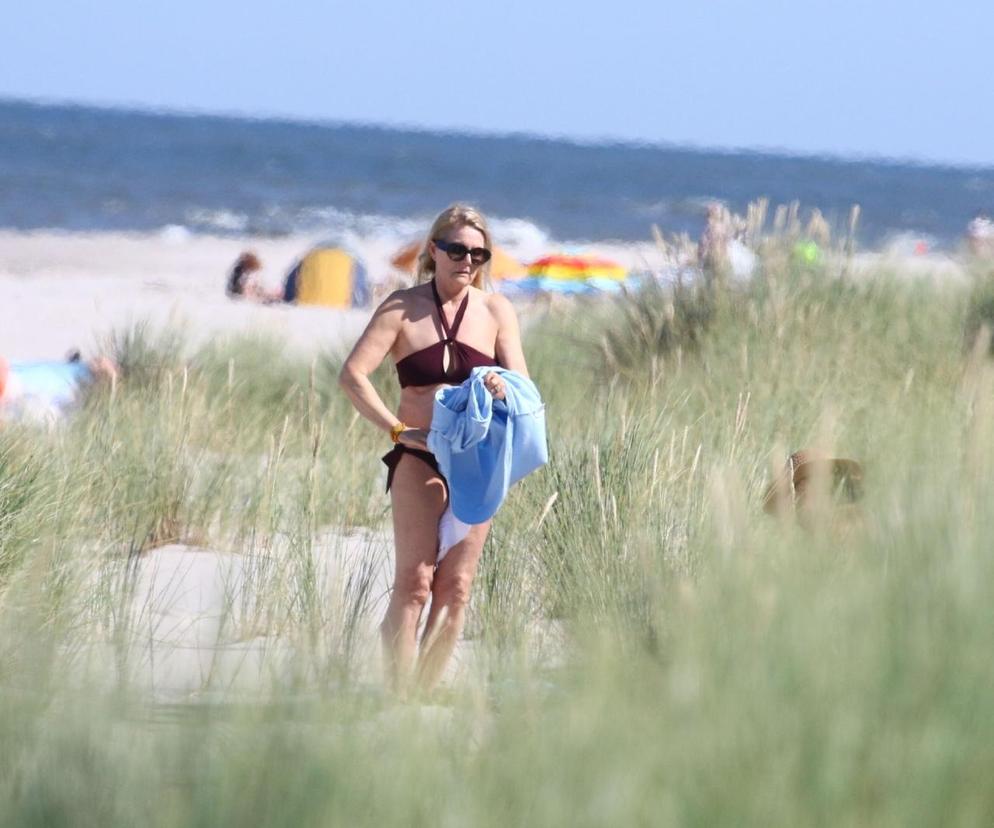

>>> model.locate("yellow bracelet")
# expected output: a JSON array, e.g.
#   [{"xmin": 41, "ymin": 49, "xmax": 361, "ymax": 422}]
[{"xmin": 390, "ymin": 422, "xmax": 407, "ymax": 444}]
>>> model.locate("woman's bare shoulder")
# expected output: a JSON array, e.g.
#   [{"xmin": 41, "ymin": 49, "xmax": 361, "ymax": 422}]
[
  {"xmin": 377, "ymin": 283, "xmax": 430, "ymax": 315},
  {"xmin": 484, "ymin": 290, "xmax": 517, "ymax": 319}
]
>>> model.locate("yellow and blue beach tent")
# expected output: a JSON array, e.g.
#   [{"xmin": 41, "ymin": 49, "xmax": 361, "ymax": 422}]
[{"xmin": 284, "ymin": 247, "xmax": 369, "ymax": 307}]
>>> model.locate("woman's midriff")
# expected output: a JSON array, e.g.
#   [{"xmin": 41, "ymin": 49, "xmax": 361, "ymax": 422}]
[{"xmin": 396, "ymin": 384, "xmax": 446, "ymax": 430}]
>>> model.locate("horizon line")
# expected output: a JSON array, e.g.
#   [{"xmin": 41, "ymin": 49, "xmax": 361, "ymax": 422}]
[{"xmin": 2, "ymin": 93, "xmax": 993, "ymax": 174}]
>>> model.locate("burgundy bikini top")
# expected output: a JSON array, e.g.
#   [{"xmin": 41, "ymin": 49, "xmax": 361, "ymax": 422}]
[{"xmin": 395, "ymin": 280, "xmax": 497, "ymax": 388}]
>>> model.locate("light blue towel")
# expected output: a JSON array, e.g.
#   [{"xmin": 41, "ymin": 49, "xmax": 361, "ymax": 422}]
[
  {"xmin": 427, "ymin": 367, "xmax": 548, "ymax": 524},
  {"xmin": 9, "ymin": 360, "xmax": 92, "ymax": 411}
]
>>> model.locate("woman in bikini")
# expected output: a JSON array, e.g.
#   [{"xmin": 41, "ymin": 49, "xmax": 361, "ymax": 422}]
[{"xmin": 339, "ymin": 204, "xmax": 529, "ymax": 695}]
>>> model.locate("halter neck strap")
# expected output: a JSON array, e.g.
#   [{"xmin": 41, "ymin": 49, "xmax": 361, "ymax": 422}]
[{"xmin": 431, "ymin": 279, "xmax": 470, "ymax": 342}]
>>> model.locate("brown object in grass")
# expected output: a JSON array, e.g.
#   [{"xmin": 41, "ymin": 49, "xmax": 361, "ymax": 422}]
[{"xmin": 762, "ymin": 449, "xmax": 864, "ymax": 516}]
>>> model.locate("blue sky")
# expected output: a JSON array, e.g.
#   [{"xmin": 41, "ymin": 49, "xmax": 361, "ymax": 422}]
[{"xmin": 2, "ymin": 0, "xmax": 991, "ymax": 166}]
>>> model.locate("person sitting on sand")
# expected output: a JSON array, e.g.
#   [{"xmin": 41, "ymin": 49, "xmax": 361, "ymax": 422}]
[
  {"xmin": 225, "ymin": 252, "xmax": 283, "ymax": 303},
  {"xmin": 339, "ymin": 204, "xmax": 531, "ymax": 696}
]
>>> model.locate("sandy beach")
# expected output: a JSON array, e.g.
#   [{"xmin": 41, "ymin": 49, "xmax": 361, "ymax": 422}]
[
  {"xmin": 0, "ymin": 228, "xmax": 969, "ymax": 363},
  {"xmin": 0, "ymin": 229, "xmax": 385, "ymax": 360},
  {"xmin": 0, "ymin": 228, "xmax": 683, "ymax": 361}
]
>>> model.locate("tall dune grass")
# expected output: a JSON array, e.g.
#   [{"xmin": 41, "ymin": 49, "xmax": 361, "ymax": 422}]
[{"xmin": 2, "ymin": 246, "xmax": 994, "ymax": 824}]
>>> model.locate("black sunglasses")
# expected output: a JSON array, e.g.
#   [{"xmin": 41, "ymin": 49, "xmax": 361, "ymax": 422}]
[{"xmin": 434, "ymin": 239, "xmax": 492, "ymax": 265}]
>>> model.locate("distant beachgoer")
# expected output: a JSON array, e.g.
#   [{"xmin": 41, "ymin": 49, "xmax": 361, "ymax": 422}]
[
  {"xmin": 226, "ymin": 252, "xmax": 261, "ymax": 296},
  {"xmin": 966, "ymin": 211, "xmax": 994, "ymax": 258},
  {"xmin": 226, "ymin": 252, "xmax": 282, "ymax": 303},
  {"xmin": 0, "ymin": 350, "xmax": 118, "ymax": 423},
  {"xmin": 698, "ymin": 202, "xmax": 731, "ymax": 280},
  {"xmin": 699, "ymin": 202, "xmax": 759, "ymax": 281},
  {"xmin": 339, "ymin": 204, "xmax": 532, "ymax": 696},
  {"xmin": 805, "ymin": 209, "xmax": 831, "ymax": 247}
]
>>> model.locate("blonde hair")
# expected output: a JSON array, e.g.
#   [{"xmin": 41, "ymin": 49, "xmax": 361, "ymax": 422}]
[{"xmin": 415, "ymin": 203, "xmax": 492, "ymax": 290}]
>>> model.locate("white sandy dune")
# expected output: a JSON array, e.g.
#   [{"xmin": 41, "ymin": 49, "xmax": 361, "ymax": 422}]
[
  {"xmin": 118, "ymin": 531, "xmax": 393, "ymax": 700},
  {"xmin": 80, "ymin": 533, "xmax": 564, "ymax": 702}
]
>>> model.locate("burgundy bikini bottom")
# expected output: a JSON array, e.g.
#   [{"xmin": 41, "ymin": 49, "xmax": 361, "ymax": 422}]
[{"xmin": 382, "ymin": 445, "xmax": 448, "ymax": 494}]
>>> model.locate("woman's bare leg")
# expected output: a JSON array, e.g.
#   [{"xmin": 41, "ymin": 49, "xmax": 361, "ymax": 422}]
[
  {"xmin": 416, "ymin": 520, "xmax": 491, "ymax": 693},
  {"xmin": 383, "ymin": 455, "xmax": 447, "ymax": 696}
]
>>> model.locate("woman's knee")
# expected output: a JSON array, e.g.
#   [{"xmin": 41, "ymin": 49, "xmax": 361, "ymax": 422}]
[
  {"xmin": 432, "ymin": 571, "xmax": 474, "ymax": 610},
  {"xmin": 393, "ymin": 563, "xmax": 435, "ymax": 608}
]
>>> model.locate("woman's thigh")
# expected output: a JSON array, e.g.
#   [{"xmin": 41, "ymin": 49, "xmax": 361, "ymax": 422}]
[
  {"xmin": 389, "ymin": 453, "xmax": 448, "ymax": 582},
  {"xmin": 432, "ymin": 519, "xmax": 491, "ymax": 601}
]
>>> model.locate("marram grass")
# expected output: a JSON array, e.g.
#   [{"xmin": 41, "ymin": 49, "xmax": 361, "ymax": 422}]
[{"xmin": 2, "ymin": 255, "xmax": 994, "ymax": 825}]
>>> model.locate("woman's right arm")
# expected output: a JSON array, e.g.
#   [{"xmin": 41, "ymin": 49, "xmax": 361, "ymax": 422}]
[{"xmin": 338, "ymin": 292, "xmax": 406, "ymax": 435}]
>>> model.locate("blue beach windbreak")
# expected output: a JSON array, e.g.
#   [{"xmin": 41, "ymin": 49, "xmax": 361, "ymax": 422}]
[{"xmin": 427, "ymin": 367, "xmax": 548, "ymax": 524}]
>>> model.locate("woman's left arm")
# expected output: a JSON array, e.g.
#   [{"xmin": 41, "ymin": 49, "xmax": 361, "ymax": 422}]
[{"xmin": 491, "ymin": 294, "xmax": 529, "ymax": 378}]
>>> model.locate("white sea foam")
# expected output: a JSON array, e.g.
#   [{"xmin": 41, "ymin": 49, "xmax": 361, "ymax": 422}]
[
  {"xmin": 184, "ymin": 208, "xmax": 250, "ymax": 233},
  {"xmin": 158, "ymin": 224, "xmax": 192, "ymax": 244},
  {"xmin": 488, "ymin": 217, "xmax": 552, "ymax": 260},
  {"xmin": 158, "ymin": 201, "xmax": 664, "ymax": 283}
]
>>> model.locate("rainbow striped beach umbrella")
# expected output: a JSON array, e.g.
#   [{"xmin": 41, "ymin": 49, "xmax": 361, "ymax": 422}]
[
  {"xmin": 526, "ymin": 253, "xmax": 628, "ymax": 281},
  {"xmin": 499, "ymin": 252, "xmax": 629, "ymax": 297}
]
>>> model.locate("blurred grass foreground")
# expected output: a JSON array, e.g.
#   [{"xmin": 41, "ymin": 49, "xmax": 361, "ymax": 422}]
[{"xmin": 3, "ymin": 226, "xmax": 994, "ymax": 825}]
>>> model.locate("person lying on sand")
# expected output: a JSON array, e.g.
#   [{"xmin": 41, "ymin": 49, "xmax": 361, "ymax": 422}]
[
  {"xmin": 339, "ymin": 204, "xmax": 533, "ymax": 697},
  {"xmin": 0, "ymin": 349, "xmax": 118, "ymax": 423},
  {"xmin": 225, "ymin": 251, "xmax": 283, "ymax": 303}
]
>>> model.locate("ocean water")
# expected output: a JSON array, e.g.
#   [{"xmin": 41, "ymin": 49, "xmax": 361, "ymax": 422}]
[{"xmin": 1, "ymin": 98, "xmax": 992, "ymax": 251}]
